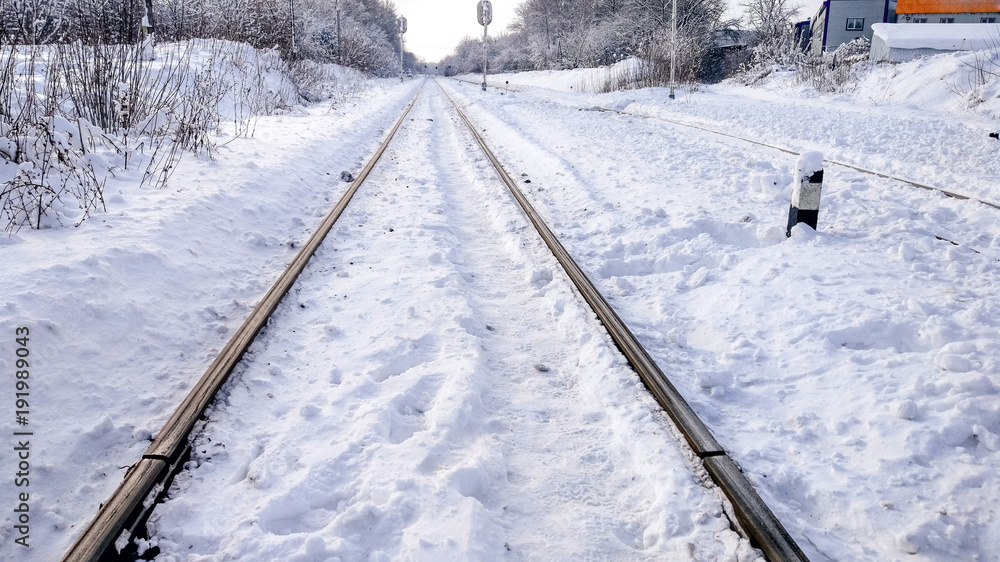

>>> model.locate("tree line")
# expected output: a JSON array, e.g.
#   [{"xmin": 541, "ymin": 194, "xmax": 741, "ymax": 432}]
[
  {"xmin": 0, "ymin": 0, "xmax": 407, "ymax": 76},
  {"xmin": 439, "ymin": 0, "xmax": 749, "ymax": 84}
]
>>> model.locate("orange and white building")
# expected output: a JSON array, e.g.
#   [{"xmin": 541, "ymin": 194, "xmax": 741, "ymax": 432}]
[{"xmin": 895, "ymin": 0, "xmax": 1000, "ymax": 22}]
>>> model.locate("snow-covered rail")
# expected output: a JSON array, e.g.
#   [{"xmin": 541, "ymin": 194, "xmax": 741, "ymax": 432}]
[
  {"xmin": 439, "ymin": 82, "xmax": 807, "ymax": 562},
  {"xmin": 590, "ymin": 105, "xmax": 1000, "ymax": 212},
  {"xmin": 60, "ymin": 86, "xmax": 426, "ymax": 562},
  {"xmin": 465, "ymin": 76, "xmax": 998, "ymax": 211},
  {"xmin": 65, "ymin": 78, "xmax": 809, "ymax": 561}
]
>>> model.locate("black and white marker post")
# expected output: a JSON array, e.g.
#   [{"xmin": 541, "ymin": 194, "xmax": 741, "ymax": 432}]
[{"xmin": 786, "ymin": 151, "xmax": 824, "ymax": 237}]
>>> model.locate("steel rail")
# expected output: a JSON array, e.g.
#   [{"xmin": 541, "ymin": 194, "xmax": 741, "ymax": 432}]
[
  {"xmin": 438, "ymin": 80, "xmax": 808, "ymax": 562},
  {"xmin": 456, "ymin": 76, "xmax": 998, "ymax": 211},
  {"xmin": 61, "ymin": 84, "xmax": 425, "ymax": 562},
  {"xmin": 590, "ymin": 106, "xmax": 1000, "ymax": 211}
]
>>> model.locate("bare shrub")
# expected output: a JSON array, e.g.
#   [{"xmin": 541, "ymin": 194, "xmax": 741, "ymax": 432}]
[
  {"xmin": 1, "ymin": 38, "xmax": 298, "ymax": 232},
  {"xmin": 797, "ymin": 37, "xmax": 871, "ymax": 93},
  {"xmin": 289, "ymin": 59, "xmax": 341, "ymax": 103},
  {"xmin": 0, "ymin": 117, "xmax": 109, "ymax": 230},
  {"xmin": 591, "ymin": 28, "xmax": 711, "ymax": 92},
  {"xmin": 1, "ymin": 44, "xmax": 109, "ymax": 232},
  {"xmin": 951, "ymin": 39, "xmax": 1000, "ymax": 110}
]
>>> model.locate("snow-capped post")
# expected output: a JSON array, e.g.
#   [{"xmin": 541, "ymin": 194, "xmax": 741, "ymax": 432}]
[
  {"xmin": 477, "ymin": 0, "xmax": 492, "ymax": 91},
  {"xmin": 786, "ymin": 151, "xmax": 824, "ymax": 237},
  {"xmin": 397, "ymin": 17, "xmax": 407, "ymax": 81}
]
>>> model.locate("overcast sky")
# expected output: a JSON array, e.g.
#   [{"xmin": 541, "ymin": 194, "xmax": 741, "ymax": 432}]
[
  {"xmin": 394, "ymin": 0, "xmax": 524, "ymax": 63},
  {"xmin": 392, "ymin": 0, "xmax": 826, "ymax": 64}
]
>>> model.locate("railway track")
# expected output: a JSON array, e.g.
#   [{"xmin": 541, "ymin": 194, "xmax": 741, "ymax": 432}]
[
  {"xmin": 444, "ymin": 77, "xmax": 1000, "ymax": 560},
  {"xmin": 469, "ymin": 77, "xmax": 1000, "ymax": 212},
  {"xmin": 62, "ymin": 79, "xmax": 808, "ymax": 561},
  {"xmin": 589, "ymin": 105, "xmax": 1000, "ymax": 211},
  {"xmin": 62, "ymin": 86, "xmax": 424, "ymax": 562}
]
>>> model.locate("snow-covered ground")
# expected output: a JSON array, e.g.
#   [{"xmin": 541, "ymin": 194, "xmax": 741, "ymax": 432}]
[
  {"xmin": 0, "ymin": 72, "xmax": 422, "ymax": 560},
  {"xmin": 1, "ymin": 48, "xmax": 998, "ymax": 561},
  {"xmin": 146, "ymin": 84, "xmax": 756, "ymax": 561},
  {"xmin": 468, "ymin": 51, "xmax": 1000, "ymax": 205},
  {"xmin": 452, "ymin": 57, "xmax": 1000, "ymax": 560}
]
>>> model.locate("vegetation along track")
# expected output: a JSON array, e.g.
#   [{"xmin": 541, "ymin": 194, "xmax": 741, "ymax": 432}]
[
  {"xmin": 62, "ymin": 85, "xmax": 425, "ymax": 562},
  {"xmin": 65, "ymin": 78, "xmax": 806, "ymax": 561}
]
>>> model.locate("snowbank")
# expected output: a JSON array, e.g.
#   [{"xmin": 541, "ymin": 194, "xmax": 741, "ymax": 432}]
[
  {"xmin": 441, "ymin": 72, "xmax": 1000, "ymax": 560},
  {"xmin": 873, "ymin": 22, "xmax": 1000, "ymax": 51}
]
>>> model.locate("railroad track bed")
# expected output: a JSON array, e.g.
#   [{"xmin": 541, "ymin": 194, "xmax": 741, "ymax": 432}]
[
  {"xmin": 4, "ymin": 72, "xmax": 998, "ymax": 561},
  {"xmin": 471, "ymin": 74, "xmax": 1000, "ymax": 207},
  {"xmin": 124, "ymin": 85, "xmax": 764, "ymax": 559},
  {"xmin": 0, "ymin": 81, "xmax": 422, "ymax": 561},
  {"xmin": 441, "ymin": 80, "xmax": 1000, "ymax": 560}
]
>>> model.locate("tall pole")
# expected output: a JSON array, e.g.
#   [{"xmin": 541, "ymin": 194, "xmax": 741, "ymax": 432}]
[
  {"xmin": 142, "ymin": 0, "xmax": 156, "ymax": 36},
  {"xmin": 397, "ymin": 17, "xmax": 407, "ymax": 81},
  {"xmin": 478, "ymin": 1, "xmax": 492, "ymax": 92},
  {"xmin": 289, "ymin": 0, "xmax": 296, "ymax": 59},
  {"xmin": 669, "ymin": 0, "xmax": 677, "ymax": 99}
]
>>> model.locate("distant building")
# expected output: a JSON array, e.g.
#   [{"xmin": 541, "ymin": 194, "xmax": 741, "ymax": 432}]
[
  {"xmin": 895, "ymin": 0, "xmax": 1000, "ymax": 23},
  {"xmin": 794, "ymin": 20, "xmax": 813, "ymax": 50},
  {"xmin": 807, "ymin": 0, "xmax": 897, "ymax": 53},
  {"xmin": 871, "ymin": 22, "xmax": 1000, "ymax": 61}
]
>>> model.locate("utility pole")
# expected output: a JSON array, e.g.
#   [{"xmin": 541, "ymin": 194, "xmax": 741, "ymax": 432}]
[
  {"xmin": 142, "ymin": 0, "xmax": 156, "ymax": 36},
  {"xmin": 289, "ymin": 0, "xmax": 297, "ymax": 59},
  {"xmin": 398, "ymin": 16, "xmax": 407, "ymax": 81},
  {"xmin": 337, "ymin": 0, "xmax": 342, "ymax": 65},
  {"xmin": 669, "ymin": 0, "xmax": 677, "ymax": 99},
  {"xmin": 477, "ymin": 0, "xmax": 492, "ymax": 91}
]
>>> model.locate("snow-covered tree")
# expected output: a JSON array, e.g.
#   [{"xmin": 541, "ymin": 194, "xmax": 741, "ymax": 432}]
[{"xmin": 740, "ymin": 0, "xmax": 800, "ymax": 65}]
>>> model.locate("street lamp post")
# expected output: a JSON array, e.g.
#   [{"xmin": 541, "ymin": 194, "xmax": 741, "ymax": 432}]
[{"xmin": 477, "ymin": 0, "xmax": 492, "ymax": 91}]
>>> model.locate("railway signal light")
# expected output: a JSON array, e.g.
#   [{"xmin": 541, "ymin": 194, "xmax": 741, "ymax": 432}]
[
  {"xmin": 477, "ymin": 0, "xmax": 493, "ymax": 26},
  {"xmin": 477, "ymin": 1, "xmax": 492, "ymax": 91}
]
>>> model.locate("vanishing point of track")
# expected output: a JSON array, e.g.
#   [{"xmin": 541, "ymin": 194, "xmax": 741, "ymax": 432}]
[{"xmin": 64, "ymin": 79, "xmax": 808, "ymax": 562}]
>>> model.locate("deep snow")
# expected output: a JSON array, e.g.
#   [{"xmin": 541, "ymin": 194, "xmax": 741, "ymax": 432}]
[
  {"xmin": 1, "ymin": 46, "xmax": 999, "ymax": 561},
  {"xmin": 0, "ymin": 73, "xmax": 422, "ymax": 560},
  {"xmin": 145, "ymin": 84, "xmax": 757, "ymax": 561},
  {"xmin": 453, "ymin": 56, "xmax": 1000, "ymax": 560}
]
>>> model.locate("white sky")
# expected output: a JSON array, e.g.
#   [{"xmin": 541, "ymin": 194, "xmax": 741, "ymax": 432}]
[
  {"xmin": 393, "ymin": 0, "xmax": 827, "ymax": 64},
  {"xmin": 394, "ymin": 0, "xmax": 525, "ymax": 63}
]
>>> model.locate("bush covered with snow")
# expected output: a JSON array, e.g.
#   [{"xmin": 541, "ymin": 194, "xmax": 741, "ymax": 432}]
[{"xmin": 0, "ymin": 39, "xmax": 299, "ymax": 232}]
